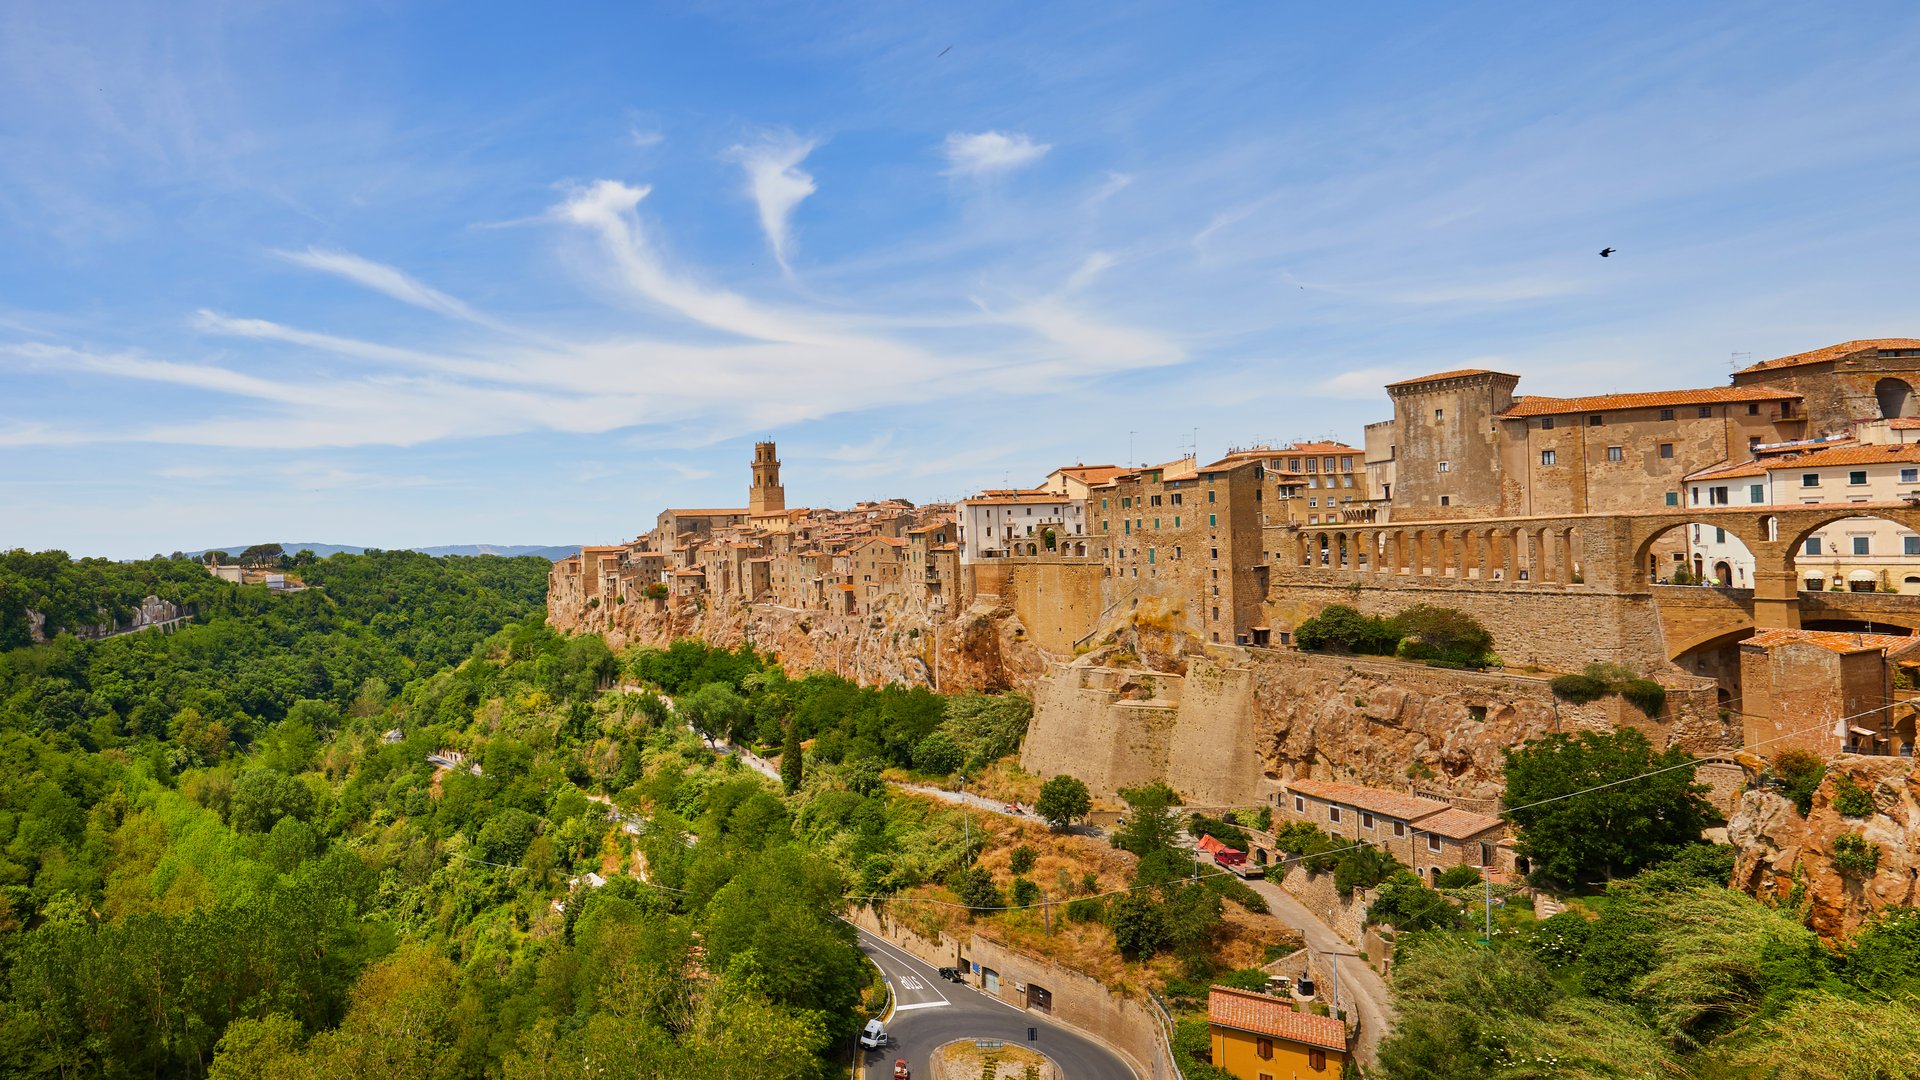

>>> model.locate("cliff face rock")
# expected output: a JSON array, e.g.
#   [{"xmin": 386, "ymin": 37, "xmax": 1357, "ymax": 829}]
[
  {"xmin": 551, "ymin": 592, "xmax": 1053, "ymax": 692},
  {"xmin": 1729, "ymin": 756, "xmax": 1920, "ymax": 939},
  {"xmin": 1023, "ymin": 648, "xmax": 1686, "ymax": 805},
  {"xmin": 29, "ymin": 596, "xmax": 190, "ymax": 643}
]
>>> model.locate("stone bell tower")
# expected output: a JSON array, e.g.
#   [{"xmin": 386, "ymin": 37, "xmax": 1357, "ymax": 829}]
[{"xmin": 749, "ymin": 440, "xmax": 785, "ymax": 516}]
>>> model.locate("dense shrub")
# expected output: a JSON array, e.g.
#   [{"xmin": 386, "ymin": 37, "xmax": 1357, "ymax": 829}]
[
  {"xmin": 1772, "ymin": 749, "xmax": 1828, "ymax": 817},
  {"xmin": 1549, "ymin": 673, "xmax": 1610, "ymax": 704},
  {"xmin": 1832, "ymin": 775, "xmax": 1875, "ymax": 817},
  {"xmin": 1334, "ymin": 844, "xmax": 1397, "ymax": 898},
  {"xmin": 1549, "ymin": 663, "xmax": 1666, "ymax": 716},
  {"xmin": 1293, "ymin": 604, "xmax": 1401, "ymax": 655},
  {"xmin": 1187, "ymin": 813, "xmax": 1250, "ymax": 849},
  {"xmin": 1432, "ymin": 864, "xmax": 1484, "ymax": 889},
  {"xmin": 1832, "ymin": 833, "xmax": 1881, "ymax": 876},
  {"xmin": 1065, "ymin": 896, "xmax": 1106, "ymax": 924},
  {"xmin": 1391, "ymin": 604, "xmax": 1497, "ymax": 667}
]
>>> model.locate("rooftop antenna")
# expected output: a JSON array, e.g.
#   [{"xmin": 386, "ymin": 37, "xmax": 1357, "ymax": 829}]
[
  {"xmin": 1129, "ymin": 430, "xmax": 1137, "ymax": 467},
  {"xmin": 1730, "ymin": 351, "xmax": 1752, "ymax": 368}
]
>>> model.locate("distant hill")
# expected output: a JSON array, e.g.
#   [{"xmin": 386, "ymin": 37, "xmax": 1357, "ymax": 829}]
[{"xmin": 186, "ymin": 542, "xmax": 582, "ymax": 562}]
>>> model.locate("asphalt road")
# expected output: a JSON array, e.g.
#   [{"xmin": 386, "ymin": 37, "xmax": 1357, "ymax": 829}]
[{"xmin": 853, "ymin": 927, "xmax": 1138, "ymax": 1080}]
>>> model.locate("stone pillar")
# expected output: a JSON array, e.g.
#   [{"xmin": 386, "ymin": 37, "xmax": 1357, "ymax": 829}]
[{"xmin": 1753, "ymin": 568, "xmax": 1803, "ymax": 630}]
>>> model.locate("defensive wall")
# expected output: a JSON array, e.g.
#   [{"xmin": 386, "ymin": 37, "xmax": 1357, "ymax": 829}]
[
  {"xmin": 964, "ymin": 556, "xmax": 1105, "ymax": 655},
  {"xmin": 1023, "ymin": 647, "xmax": 1723, "ymax": 805}
]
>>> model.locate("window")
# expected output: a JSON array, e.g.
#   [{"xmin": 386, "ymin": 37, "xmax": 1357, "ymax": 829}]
[
  {"xmin": 1101, "ymin": 498, "xmax": 1108, "ymax": 509},
  {"xmin": 1211, "ymin": 547, "xmax": 1218, "ymax": 559},
  {"xmin": 1174, "ymin": 516, "xmax": 1181, "ymax": 527},
  {"xmin": 1208, "ymin": 489, "xmax": 1216, "ymax": 503},
  {"xmin": 1361, "ymin": 812, "xmax": 1375, "ymax": 830},
  {"xmin": 1710, "ymin": 487, "xmax": 1729, "ymax": 505},
  {"xmin": 1427, "ymin": 833, "xmax": 1442, "ymax": 853},
  {"xmin": 1599, "ymin": 445, "xmax": 1621, "ymax": 462},
  {"xmin": 1309, "ymin": 1049, "xmax": 1327, "ymax": 1071},
  {"xmin": 1659, "ymin": 443, "xmax": 1673, "ymax": 459},
  {"xmin": 1124, "ymin": 520, "xmax": 1130, "ymax": 535},
  {"xmin": 1342, "ymin": 457, "xmax": 1353, "ymax": 470},
  {"xmin": 1802, "ymin": 473, "xmax": 1820, "ymax": 487},
  {"xmin": 1854, "ymin": 536, "xmax": 1871, "ymax": 556},
  {"xmin": 1540, "ymin": 416, "xmax": 1556, "ymax": 430},
  {"xmin": 1697, "ymin": 406, "xmax": 1713, "ymax": 417},
  {"xmin": 1308, "ymin": 497, "xmax": 1317, "ymax": 508},
  {"xmin": 1209, "ymin": 514, "xmax": 1217, "ymax": 526},
  {"xmin": 1715, "ymin": 527, "xmax": 1726, "ymax": 543},
  {"xmin": 1329, "ymin": 806, "xmax": 1342, "ymax": 824},
  {"xmin": 1153, "ymin": 518, "xmax": 1160, "ymax": 529},
  {"xmin": 1147, "ymin": 548, "xmax": 1156, "ymax": 564},
  {"xmin": 1393, "ymin": 820, "xmax": 1406, "ymax": 837},
  {"xmin": 1294, "ymin": 795, "xmax": 1305, "ymax": 813},
  {"xmin": 1434, "ymin": 408, "xmax": 1444, "ymax": 421},
  {"xmin": 1171, "ymin": 493, "xmax": 1182, "ymax": 504},
  {"xmin": 1659, "ymin": 408, "xmax": 1674, "ymax": 420},
  {"xmin": 1749, "ymin": 436, "xmax": 1762, "ymax": 453},
  {"xmin": 1440, "ymin": 495, "xmax": 1451, "ymax": 506},
  {"xmin": 1806, "ymin": 537, "xmax": 1822, "ymax": 555},
  {"xmin": 1751, "ymin": 484, "xmax": 1765, "ymax": 503},
  {"xmin": 1149, "ymin": 494, "xmax": 1162, "ymax": 506},
  {"xmin": 1589, "ymin": 414, "xmax": 1603, "ymax": 426},
  {"xmin": 1256, "ymin": 1038, "xmax": 1274, "ymax": 1061},
  {"xmin": 1541, "ymin": 450, "xmax": 1557, "ymax": 466},
  {"xmin": 1850, "ymin": 470, "xmax": 1869, "ymax": 486},
  {"xmin": 1748, "ymin": 402, "xmax": 1761, "ymax": 415},
  {"xmin": 1438, "ymin": 461, "xmax": 1451, "ymax": 473},
  {"xmin": 1904, "ymin": 469, "xmax": 1918, "ymax": 483},
  {"xmin": 1211, "ymin": 606, "xmax": 1219, "ymax": 620},
  {"xmin": 1665, "ymin": 491, "xmax": 1679, "ymax": 507},
  {"xmin": 1906, "ymin": 537, "xmax": 1920, "ymax": 556},
  {"xmin": 1122, "ymin": 497, "xmax": 1132, "ymax": 508}
]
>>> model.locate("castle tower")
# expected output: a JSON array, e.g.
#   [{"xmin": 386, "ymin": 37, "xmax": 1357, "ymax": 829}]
[{"xmin": 749, "ymin": 440, "xmax": 786, "ymax": 516}]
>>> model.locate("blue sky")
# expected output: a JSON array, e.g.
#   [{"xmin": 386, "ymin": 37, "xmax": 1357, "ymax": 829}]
[{"xmin": 5, "ymin": 2, "xmax": 1920, "ymax": 558}]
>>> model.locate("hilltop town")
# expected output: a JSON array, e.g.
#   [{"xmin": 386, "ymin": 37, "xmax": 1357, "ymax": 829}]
[{"xmin": 553, "ymin": 337, "xmax": 1920, "ymax": 936}]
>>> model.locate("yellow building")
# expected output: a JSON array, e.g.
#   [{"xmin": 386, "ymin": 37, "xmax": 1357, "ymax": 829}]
[{"xmin": 1208, "ymin": 985, "xmax": 1350, "ymax": 1079}]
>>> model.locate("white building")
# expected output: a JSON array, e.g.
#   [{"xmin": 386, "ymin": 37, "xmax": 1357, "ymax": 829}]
[
  {"xmin": 955, "ymin": 490, "xmax": 1089, "ymax": 564},
  {"xmin": 1683, "ymin": 440, "xmax": 1920, "ymax": 592}
]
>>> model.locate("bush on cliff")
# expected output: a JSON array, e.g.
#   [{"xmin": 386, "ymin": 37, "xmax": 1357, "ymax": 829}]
[
  {"xmin": 1390, "ymin": 604, "xmax": 1497, "ymax": 668},
  {"xmin": 1550, "ymin": 662, "xmax": 1667, "ymax": 716},
  {"xmin": 1292, "ymin": 604, "xmax": 1401, "ymax": 655},
  {"xmin": 1771, "ymin": 749, "xmax": 1827, "ymax": 817}
]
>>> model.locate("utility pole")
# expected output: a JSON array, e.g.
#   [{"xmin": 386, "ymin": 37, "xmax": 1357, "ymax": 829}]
[{"xmin": 958, "ymin": 774, "xmax": 970, "ymax": 862}]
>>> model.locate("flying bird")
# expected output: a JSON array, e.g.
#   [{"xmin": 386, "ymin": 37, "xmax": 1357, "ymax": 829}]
[
  {"xmin": 1599, "ymin": 247, "xmax": 1616, "ymax": 257},
  {"xmin": 938, "ymin": 45, "xmax": 952, "ymax": 57}
]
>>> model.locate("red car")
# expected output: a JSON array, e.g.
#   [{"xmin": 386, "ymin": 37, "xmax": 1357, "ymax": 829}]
[{"xmin": 893, "ymin": 1060, "xmax": 911, "ymax": 1079}]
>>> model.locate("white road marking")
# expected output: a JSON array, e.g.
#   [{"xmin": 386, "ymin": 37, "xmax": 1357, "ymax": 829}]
[
  {"xmin": 898, "ymin": 974, "xmax": 926, "ymax": 991},
  {"xmin": 891, "ymin": 1001, "xmax": 949, "ymax": 1012}
]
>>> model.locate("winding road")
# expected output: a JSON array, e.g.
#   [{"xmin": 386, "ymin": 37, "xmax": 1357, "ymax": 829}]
[{"xmin": 852, "ymin": 926, "xmax": 1138, "ymax": 1080}]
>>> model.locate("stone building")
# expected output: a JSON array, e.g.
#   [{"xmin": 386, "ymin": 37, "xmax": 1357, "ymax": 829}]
[
  {"xmin": 956, "ymin": 489, "xmax": 1089, "ymax": 563},
  {"xmin": 1089, "ymin": 454, "xmax": 1269, "ymax": 645},
  {"xmin": 1685, "ymin": 440, "xmax": 1920, "ymax": 592},
  {"xmin": 1278, "ymin": 778, "xmax": 1508, "ymax": 877},
  {"xmin": 747, "ymin": 440, "xmax": 786, "ymax": 519},
  {"xmin": 1728, "ymin": 338, "xmax": 1920, "ymax": 427},
  {"xmin": 1737, "ymin": 628, "xmax": 1920, "ymax": 757}
]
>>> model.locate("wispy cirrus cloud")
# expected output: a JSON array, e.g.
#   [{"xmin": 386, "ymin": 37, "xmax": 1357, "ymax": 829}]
[
  {"xmin": 732, "ymin": 134, "xmax": 818, "ymax": 272},
  {"xmin": 943, "ymin": 131, "xmax": 1050, "ymax": 176},
  {"xmin": 0, "ymin": 176, "xmax": 1184, "ymax": 452},
  {"xmin": 275, "ymin": 247, "xmax": 491, "ymax": 325}
]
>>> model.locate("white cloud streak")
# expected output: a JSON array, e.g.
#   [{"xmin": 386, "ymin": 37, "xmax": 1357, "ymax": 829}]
[
  {"xmin": 275, "ymin": 247, "xmax": 490, "ymax": 325},
  {"xmin": 943, "ymin": 131, "xmax": 1050, "ymax": 176},
  {"xmin": 732, "ymin": 135, "xmax": 818, "ymax": 271}
]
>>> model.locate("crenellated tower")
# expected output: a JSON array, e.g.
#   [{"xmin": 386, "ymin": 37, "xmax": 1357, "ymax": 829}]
[{"xmin": 749, "ymin": 440, "xmax": 786, "ymax": 516}]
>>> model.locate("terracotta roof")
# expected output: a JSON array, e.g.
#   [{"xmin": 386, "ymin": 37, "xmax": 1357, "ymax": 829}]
[
  {"xmin": 1743, "ymin": 628, "xmax": 1920, "ymax": 655},
  {"xmin": 1694, "ymin": 442, "xmax": 1920, "ymax": 482},
  {"xmin": 931, "ymin": 543, "xmax": 958, "ymax": 551},
  {"xmin": 1500, "ymin": 386, "xmax": 1799, "ymax": 418},
  {"xmin": 1385, "ymin": 368, "xmax": 1508, "ymax": 387},
  {"xmin": 1207, "ymin": 986, "xmax": 1349, "ymax": 1051},
  {"xmin": 663, "ymin": 507, "xmax": 749, "ymax": 516},
  {"xmin": 1052, "ymin": 463, "xmax": 1121, "ymax": 478},
  {"xmin": 1684, "ymin": 461, "xmax": 1770, "ymax": 482},
  {"xmin": 1283, "ymin": 442, "xmax": 1362, "ymax": 454},
  {"xmin": 1733, "ymin": 338, "xmax": 1920, "ymax": 375},
  {"xmin": 1889, "ymin": 418, "xmax": 1920, "ymax": 430},
  {"xmin": 964, "ymin": 493, "xmax": 1073, "ymax": 506},
  {"xmin": 581, "ymin": 544, "xmax": 626, "ymax": 553},
  {"xmin": 1414, "ymin": 807, "xmax": 1505, "ymax": 840},
  {"xmin": 1285, "ymin": 779, "xmax": 1450, "ymax": 822}
]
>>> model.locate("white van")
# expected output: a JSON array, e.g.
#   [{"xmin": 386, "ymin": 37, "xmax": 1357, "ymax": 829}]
[{"xmin": 859, "ymin": 1019, "xmax": 888, "ymax": 1049}]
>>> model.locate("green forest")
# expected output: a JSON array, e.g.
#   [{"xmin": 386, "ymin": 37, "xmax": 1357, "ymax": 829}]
[{"xmin": 0, "ymin": 550, "xmax": 1056, "ymax": 1079}]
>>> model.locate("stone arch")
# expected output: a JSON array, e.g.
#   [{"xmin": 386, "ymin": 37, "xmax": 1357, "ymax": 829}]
[
  {"xmin": 1877, "ymin": 377, "xmax": 1916, "ymax": 419},
  {"xmin": 1633, "ymin": 519, "xmax": 1760, "ymax": 586}
]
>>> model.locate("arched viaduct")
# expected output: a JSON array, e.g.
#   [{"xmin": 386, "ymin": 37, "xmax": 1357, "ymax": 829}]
[{"xmin": 1275, "ymin": 503, "xmax": 1920, "ymax": 671}]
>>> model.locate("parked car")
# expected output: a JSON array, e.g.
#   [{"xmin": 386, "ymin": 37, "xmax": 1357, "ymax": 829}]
[
  {"xmin": 859, "ymin": 1019, "xmax": 889, "ymax": 1049},
  {"xmin": 893, "ymin": 1060, "xmax": 911, "ymax": 1079},
  {"xmin": 937, "ymin": 966, "xmax": 965, "ymax": 983}
]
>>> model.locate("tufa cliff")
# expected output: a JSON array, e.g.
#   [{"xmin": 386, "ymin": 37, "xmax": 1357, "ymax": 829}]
[{"xmin": 1729, "ymin": 755, "xmax": 1920, "ymax": 939}]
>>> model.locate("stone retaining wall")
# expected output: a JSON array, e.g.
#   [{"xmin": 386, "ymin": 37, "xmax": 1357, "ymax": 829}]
[{"xmin": 849, "ymin": 905, "xmax": 1175, "ymax": 1080}]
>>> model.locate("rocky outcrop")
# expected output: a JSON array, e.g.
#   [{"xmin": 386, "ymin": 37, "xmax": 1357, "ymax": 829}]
[
  {"xmin": 30, "ymin": 596, "xmax": 191, "ymax": 643},
  {"xmin": 1729, "ymin": 756, "xmax": 1920, "ymax": 939},
  {"xmin": 551, "ymin": 591, "xmax": 1054, "ymax": 692},
  {"xmin": 1024, "ymin": 644, "xmax": 1727, "ymax": 805}
]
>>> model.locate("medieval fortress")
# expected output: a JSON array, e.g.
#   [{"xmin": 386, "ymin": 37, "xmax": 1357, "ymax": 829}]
[{"xmin": 552, "ymin": 339, "xmax": 1920, "ymax": 927}]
